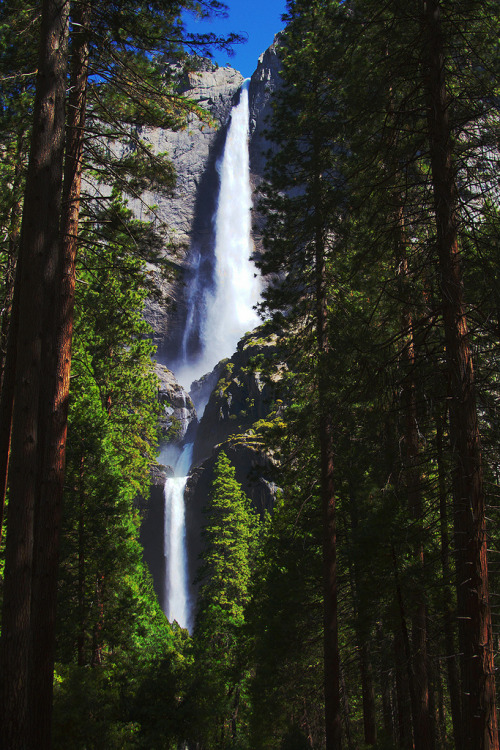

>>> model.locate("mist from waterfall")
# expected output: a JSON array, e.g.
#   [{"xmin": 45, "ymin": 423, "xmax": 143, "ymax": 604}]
[{"xmin": 175, "ymin": 79, "xmax": 261, "ymax": 391}]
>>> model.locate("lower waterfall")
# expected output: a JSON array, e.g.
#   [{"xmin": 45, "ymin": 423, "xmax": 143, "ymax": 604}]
[
  {"xmin": 163, "ymin": 443, "xmax": 193, "ymax": 630},
  {"xmin": 161, "ymin": 79, "xmax": 261, "ymax": 630}
]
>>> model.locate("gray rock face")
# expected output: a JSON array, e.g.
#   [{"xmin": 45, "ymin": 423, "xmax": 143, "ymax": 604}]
[
  {"xmin": 155, "ymin": 364, "xmax": 197, "ymax": 443},
  {"xmin": 192, "ymin": 329, "xmax": 278, "ymax": 466},
  {"xmin": 132, "ymin": 63, "xmax": 244, "ymax": 350},
  {"xmin": 249, "ymin": 36, "xmax": 283, "ymax": 182},
  {"xmin": 141, "ymin": 49, "xmax": 283, "ymax": 616}
]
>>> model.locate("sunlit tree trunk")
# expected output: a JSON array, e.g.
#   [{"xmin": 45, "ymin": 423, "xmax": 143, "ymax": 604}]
[{"xmin": 29, "ymin": 3, "xmax": 90, "ymax": 745}]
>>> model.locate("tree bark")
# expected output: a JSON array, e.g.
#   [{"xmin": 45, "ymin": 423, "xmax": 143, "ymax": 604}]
[
  {"xmin": 29, "ymin": 4, "xmax": 91, "ymax": 745},
  {"xmin": 397, "ymin": 219, "xmax": 432, "ymax": 750},
  {"xmin": 0, "ymin": 2, "xmax": 69, "ymax": 747},
  {"xmin": 435, "ymin": 408, "xmax": 463, "ymax": 749},
  {"xmin": 423, "ymin": 2, "xmax": 498, "ymax": 747},
  {"xmin": 315, "ymin": 186, "xmax": 341, "ymax": 750}
]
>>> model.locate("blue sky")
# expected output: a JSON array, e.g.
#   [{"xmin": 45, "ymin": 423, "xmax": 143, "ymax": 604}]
[{"xmin": 184, "ymin": 0, "xmax": 289, "ymax": 79}]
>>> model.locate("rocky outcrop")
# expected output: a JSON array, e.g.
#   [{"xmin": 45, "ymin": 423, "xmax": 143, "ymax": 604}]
[
  {"xmin": 192, "ymin": 328, "xmax": 279, "ymax": 465},
  {"xmin": 189, "ymin": 362, "xmax": 224, "ymax": 414},
  {"xmin": 156, "ymin": 364, "xmax": 197, "ymax": 443},
  {"xmin": 249, "ymin": 36, "xmax": 283, "ymax": 182},
  {"xmin": 182, "ymin": 326, "xmax": 280, "ymax": 577}
]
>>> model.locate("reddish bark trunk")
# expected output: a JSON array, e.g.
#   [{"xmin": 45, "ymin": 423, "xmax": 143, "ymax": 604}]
[
  {"xmin": 397, "ymin": 231, "xmax": 432, "ymax": 750},
  {"xmin": 0, "ymin": 2, "xmax": 69, "ymax": 747},
  {"xmin": 423, "ymin": 2, "xmax": 498, "ymax": 747},
  {"xmin": 29, "ymin": 4, "xmax": 91, "ymax": 745}
]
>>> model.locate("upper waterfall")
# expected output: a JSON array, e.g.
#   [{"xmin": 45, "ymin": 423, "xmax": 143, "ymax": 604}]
[{"xmin": 174, "ymin": 80, "xmax": 261, "ymax": 389}]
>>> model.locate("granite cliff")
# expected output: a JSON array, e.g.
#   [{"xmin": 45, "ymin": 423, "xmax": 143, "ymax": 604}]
[
  {"xmin": 138, "ymin": 43, "xmax": 283, "ymax": 612},
  {"xmin": 129, "ymin": 42, "xmax": 281, "ymax": 361}
]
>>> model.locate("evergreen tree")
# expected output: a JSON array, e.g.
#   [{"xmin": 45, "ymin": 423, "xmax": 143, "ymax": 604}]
[
  {"xmin": 51, "ymin": 195, "xmax": 181, "ymax": 747},
  {"xmin": 256, "ymin": 0, "xmax": 500, "ymax": 748},
  {"xmin": 190, "ymin": 451, "xmax": 259, "ymax": 748}
]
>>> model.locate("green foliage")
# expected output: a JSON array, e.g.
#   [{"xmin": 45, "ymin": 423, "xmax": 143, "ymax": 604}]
[
  {"xmin": 250, "ymin": 0, "xmax": 500, "ymax": 746},
  {"xmin": 52, "ymin": 195, "xmax": 178, "ymax": 745},
  {"xmin": 188, "ymin": 452, "xmax": 260, "ymax": 748},
  {"xmin": 197, "ymin": 452, "xmax": 258, "ymax": 622}
]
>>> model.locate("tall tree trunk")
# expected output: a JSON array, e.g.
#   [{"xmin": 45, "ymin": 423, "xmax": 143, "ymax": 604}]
[
  {"xmin": 435, "ymin": 408, "xmax": 463, "ymax": 749},
  {"xmin": 0, "ymin": 2, "xmax": 69, "ymax": 748},
  {"xmin": 312, "ymin": 137, "xmax": 341, "ymax": 748},
  {"xmin": 397, "ymin": 218, "xmax": 432, "ymax": 750},
  {"xmin": 423, "ymin": 2, "xmax": 498, "ymax": 747},
  {"xmin": 394, "ymin": 629, "xmax": 413, "ymax": 750},
  {"xmin": 347, "ymin": 484, "xmax": 377, "ymax": 746},
  {"xmin": 29, "ymin": 3, "xmax": 90, "ymax": 746}
]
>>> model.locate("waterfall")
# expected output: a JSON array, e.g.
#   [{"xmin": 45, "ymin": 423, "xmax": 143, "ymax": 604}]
[
  {"xmin": 161, "ymin": 80, "xmax": 261, "ymax": 630},
  {"xmin": 174, "ymin": 79, "xmax": 261, "ymax": 389},
  {"xmin": 163, "ymin": 443, "xmax": 193, "ymax": 630}
]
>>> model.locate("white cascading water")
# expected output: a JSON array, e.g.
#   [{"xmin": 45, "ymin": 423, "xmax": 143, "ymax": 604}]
[
  {"xmin": 163, "ymin": 80, "xmax": 261, "ymax": 630},
  {"xmin": 163, "ymin": 443, "xmax": 193, "ymax": 630},
  {"xmin": 175, "ymin": 79, "xmax": 261, "ymax": 389}
]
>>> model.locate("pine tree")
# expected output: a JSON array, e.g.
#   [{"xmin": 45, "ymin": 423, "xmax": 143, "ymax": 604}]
[
  {"xmin": 256, "ymin": 0, "xmax": 500, "ymax": 747},
  {"xmin": 191, "ymin": 451, "xmax": 259, "ymax": 748}
]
